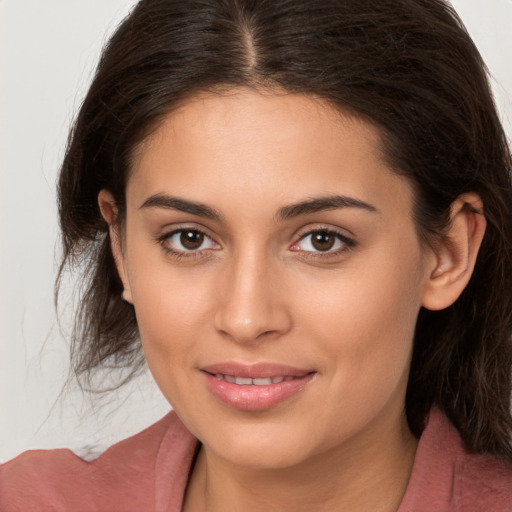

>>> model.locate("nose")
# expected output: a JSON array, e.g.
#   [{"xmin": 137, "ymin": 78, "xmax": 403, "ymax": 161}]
[{"xmin": 213, "ymin": 249, "xmax": 292, "ymax": 344}]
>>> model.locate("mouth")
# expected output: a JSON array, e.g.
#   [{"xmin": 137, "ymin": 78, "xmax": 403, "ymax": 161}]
[
  {"xmin": 209, "ymin": 373, "xmax": 306, "ymax": 385},
  {"xmin": 200, "ymin": 363, "xmax": 316, "ymax": 411}
]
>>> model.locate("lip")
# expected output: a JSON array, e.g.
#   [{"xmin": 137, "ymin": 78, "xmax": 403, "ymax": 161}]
[
  {"xmin": 200, "ymin": 362, "xmax": 316, "ymax": 411},
  {"xmin": 201, "ymin": 362, "xmax": 313, "ymax": 379}
]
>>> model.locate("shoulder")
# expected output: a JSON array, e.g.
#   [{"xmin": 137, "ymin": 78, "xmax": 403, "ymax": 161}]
[
  {"xmin": 400, "ymin": 408, "xmax": 512, "ymax": 512},
  {"xmin": 457, "ymin": 445, "xmax": 512, "ymax": 511},
  {"xmin": 0, "ymin": 411, "xmax": 196, "ymax": 512},
  {"xmin": 436, "ymin": 411, "xmax": 512, "ymax": 510}
]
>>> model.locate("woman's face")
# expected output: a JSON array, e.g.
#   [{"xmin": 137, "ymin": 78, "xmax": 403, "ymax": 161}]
[{"xmin": 113, "ymin": 88, "xmax": 436, "ymax": 469}]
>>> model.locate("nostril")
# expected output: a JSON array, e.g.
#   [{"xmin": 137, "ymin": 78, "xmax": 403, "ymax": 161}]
[{"xmin": 256, "ymin": 329, "xmax": 279, "ymax": 339}]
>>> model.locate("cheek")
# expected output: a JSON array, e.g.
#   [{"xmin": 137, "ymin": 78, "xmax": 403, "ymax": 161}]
[
  {"xmin": 132, "ymin": 280, "xmax": 209, "ymax": 407},
  {"xmin": 133, "ymin": 271, "xmax": 211, "ymax": 347},
  {"xmin": 301, "ymin": 239, "xmax": 423, "ymax": 338},
  {"xmin": 289, "ymin": 268, "xmax": 420, "ymax": 448},
  {"xmin": 299, "ymin": 241, "xmax": 424, "ymax": 392},
  {"xmin": 124, "ymin": 246, "xmax": 215, "ymax": 387}
]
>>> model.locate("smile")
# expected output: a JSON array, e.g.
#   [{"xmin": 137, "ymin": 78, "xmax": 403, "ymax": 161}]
[
  {"xmin": 213, "ymin": 374, "xmax": 301, "ymax": 385},
  {"xmin": 200, "ymin": 363, "xmax": 316, "ymax": 411}
]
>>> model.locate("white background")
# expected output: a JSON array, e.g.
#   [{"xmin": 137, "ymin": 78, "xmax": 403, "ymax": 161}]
[{"xmin": 1, "ymin": 0, "xmax": 511, "ymax": 462}]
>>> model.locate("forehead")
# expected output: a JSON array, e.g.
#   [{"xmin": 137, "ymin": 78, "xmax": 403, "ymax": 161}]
[
  {"xmin": 127, "ymin": 88, "xmax": 413, "ymax": 219},
  {"xmin": 133, "ymin": 88, "xmax": 383, "ymax": 167}
]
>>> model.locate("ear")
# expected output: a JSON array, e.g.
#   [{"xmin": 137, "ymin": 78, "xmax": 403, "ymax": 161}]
[
  {"xmin": 98, "ymin": 189, "xmax": 133, "ymax": 304},
  {"xmin": 421, "ymin": 193, "xmax": 486, "ymax": 311}
]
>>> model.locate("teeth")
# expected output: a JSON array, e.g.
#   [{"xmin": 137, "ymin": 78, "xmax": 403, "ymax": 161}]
[
  {"xmin": 253, "ymin": 378, "xmax": 272, "ymax": 386},
  {"xmin": 235, "ymin": 377, "xmax": 253, "ymax": 385},
  {"xmin": 214, "ymin": 374, "xmax": 295, "ymax": 385}
]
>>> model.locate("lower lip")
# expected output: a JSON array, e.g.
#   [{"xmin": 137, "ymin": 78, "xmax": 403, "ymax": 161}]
[{"xmin": 202, "ymin": 372, "xmax": 315, "ymax": 411}]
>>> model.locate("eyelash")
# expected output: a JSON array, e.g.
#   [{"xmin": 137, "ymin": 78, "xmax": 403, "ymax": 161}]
[
  {"xmin": 156, "ymin": 227, "xmax": 217, "ymax": 261},
  {"xmin": 291, "ymin": 229, "xmax": 356, "ymax": 259},
  {"xmin": 155, "ymin": 227, "xmax": 355, "ymax": 261}
]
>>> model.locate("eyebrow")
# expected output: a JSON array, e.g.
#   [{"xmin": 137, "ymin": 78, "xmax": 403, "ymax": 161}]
[
  {"xmin": 275, "ymin": 195, "xmax": 377, "ymax": 221},
  {"xmin": 139, "ymin": 194, "xmax": 223, "ymax": 221},
  {"xmin": 139, "ymin": 193, "xmax": 377, "ymax": 222}
]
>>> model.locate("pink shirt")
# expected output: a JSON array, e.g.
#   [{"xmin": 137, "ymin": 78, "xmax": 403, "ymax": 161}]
[{"xmin": 1, "ymin": 409, "xmax": 511, "ymax": 511}]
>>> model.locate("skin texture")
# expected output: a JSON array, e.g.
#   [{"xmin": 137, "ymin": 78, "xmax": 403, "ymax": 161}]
[{"xmin": 99, "ymin": 88, "xmax": 485, "ymax": 511}]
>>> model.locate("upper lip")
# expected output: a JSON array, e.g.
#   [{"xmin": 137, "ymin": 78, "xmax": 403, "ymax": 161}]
[{"xmin": 200, "ymin": 362, "xmax": 314, "ymax": 379}]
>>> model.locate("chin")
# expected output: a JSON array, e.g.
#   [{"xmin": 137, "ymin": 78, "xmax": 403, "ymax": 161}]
[{"xmin": 213, "ymin": 431, "xmax": 312, "ymax": 470}]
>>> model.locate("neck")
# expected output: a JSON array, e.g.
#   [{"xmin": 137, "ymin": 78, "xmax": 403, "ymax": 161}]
[{"xmin": 183, "ymin": 409, "xmax": 418, "ymax": 512}]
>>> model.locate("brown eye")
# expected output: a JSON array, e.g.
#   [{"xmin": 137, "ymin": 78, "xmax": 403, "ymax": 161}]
[
  {"xmin": 310, "ymin": 231, "xmax": 336, "ymax": 251},
  {"xmin": 180, "ymin": 230, "xmax": 205, "ymax": 250},
  {"xmin": 159, "ymin": 228, "xmax": 219, "ymax": 256},
  {"xmin": 291, "ymin": 229, "xmax": 353, "ymax": 255}
]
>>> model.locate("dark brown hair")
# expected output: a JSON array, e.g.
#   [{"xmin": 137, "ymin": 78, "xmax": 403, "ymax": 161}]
[{"xmin": 57, "ymin": 0, "xmax": 512, "ymax": 460}]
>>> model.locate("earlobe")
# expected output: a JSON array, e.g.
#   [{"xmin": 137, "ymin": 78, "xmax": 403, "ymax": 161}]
[
  {"xmin": 421, "ymin": 193, "xmax": 486, "ymax": 311},
  {"xmin": 98, "ymin": 189, "xmax": 133, "ymax": 304}
]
